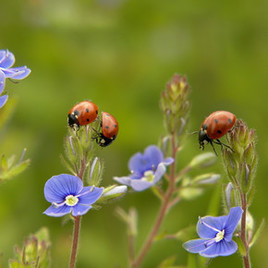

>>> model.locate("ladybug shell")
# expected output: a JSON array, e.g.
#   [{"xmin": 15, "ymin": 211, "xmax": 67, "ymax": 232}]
[
  {"xmin": 102, "ymin": 112, "xmax": 119, "ymax": 139},
  {"xmin": 68, "ymin": 101, "xmax": 98, "ymax": 127},
  {"xmin": 201, "ymin": 111, "xmax": 236, "ymax": 140}
]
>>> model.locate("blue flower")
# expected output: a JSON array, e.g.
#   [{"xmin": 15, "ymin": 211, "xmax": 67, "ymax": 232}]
[
  {"xmin": 183, "ymin": 207, "xmax": 243, "ymax": 258},
  {"xmin": 44, "ymin": 174, "xmax": 104, "ymax": 217},
  {"xmin": 114, "ymin": 145, "xmax": 173, "ymax": 191},
  {"xmin": 0, "ymin": 49, "xmax": 31, "ymax": 108}
]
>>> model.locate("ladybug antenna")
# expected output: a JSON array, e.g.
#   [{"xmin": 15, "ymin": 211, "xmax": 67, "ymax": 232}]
[{"xmin": 187, "ymin": 131, "xmax": 199, "ymax": 135}]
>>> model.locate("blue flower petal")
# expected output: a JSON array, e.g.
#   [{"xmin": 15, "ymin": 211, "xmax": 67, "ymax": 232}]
[
  {"xmin": 0, "ymin": 70, "xmax": 5, "ymax": 94},
  {"xmin": 128, "ymin": 152, "xmax": 149, "ymax": 173},
  {"xmin": 224, "ymin": 207, "xmax": 243, "ymax": 241},
  {"xmin": 183, "ymin": 239, "xmax": 212, "ymax": 253},
  {"xmin": 153, "ymin": 162, "xmax": 167, "ymax": 184},
  {"xmin": 43, "ymin": 204, "xmax": 71, "ymax": 217},
  {"xmin": 200, "ymin": 240, "xmax": 238, "ymax": 258},
  {"xmin": 0, "ymin": 50, "xmax": 6, "ymax": 62},
  {"xmin": 143, "ymin": 145, "xmax": 164, "ymax": 167},
  {"xmin": 114, "ymin": 176, "xmax": 132, "ymax": 186},
  {"xmin": 44, "ymin": 174, "xmax": 83, "ymax": 203},
  {"xmin": 197, "ymin": 215, "xmax": 228, "ymax": 239},
  {"xmin": 0, "ymin": 50, "xmax": 15, "ymax": 68},
  {"xmin": 2, "ymin": 66, "xmax": 31, "ymax": 80},
  {"xmin": 77, "ymin": 186, "xmax": 104, "ymax": 205},
  {"xmin": 130, "ymin": 179, "xmax": 153, "ymax": 191},
  {"xmin": 72, "ymin": 204, "xmax": 92, "ymax": 216},
  {"xmin": 163, "ymin": 157, "xmax": 174, "ymax": 165},
  {"xmin": 0, "ymin": 95, "xmax": 8, "ymax": 108}
]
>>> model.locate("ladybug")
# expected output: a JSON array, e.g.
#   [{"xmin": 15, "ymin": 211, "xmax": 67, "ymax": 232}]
[
  {"xmin": 68, "ymin": 101, "xmax": 98, "ymax": 128},
  {"xmin": 199, "ymin": 111, "xmax": 236, "ymax": 155},
  {"xmin": 96, "ymin": 112, "xmax": 119, "ymax": 147}
]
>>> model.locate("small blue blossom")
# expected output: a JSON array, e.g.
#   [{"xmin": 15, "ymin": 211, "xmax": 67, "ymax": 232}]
[
  {"xmin": 44, "ymin": 174, "xmax": 104, "ymax": 217},
  {"xmin": 114, "ymin": 145, "xmax": 173, "ymax": 191},
  {"xmin": 183, "ymin": 207, "xmax": 243, "ymax": 258},
  {"xmin": 0, "ymin": 49, "xmax": 31, "ymax": 108}
]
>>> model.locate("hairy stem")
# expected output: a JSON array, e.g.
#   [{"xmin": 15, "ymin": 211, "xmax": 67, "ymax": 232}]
[
  {"xmin": 132, "ymin": 134, "xmax": 177, "ymax": 268},
  {"xmin": 69, "ymin": 216, "xmax": 81, "ymax": 268}
]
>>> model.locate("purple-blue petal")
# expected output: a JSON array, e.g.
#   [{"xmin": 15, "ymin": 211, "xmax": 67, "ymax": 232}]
[
  {"xmin": 128, "ymin": 152, "xmax": 149, "ymax": 173},
  {"xmin": 130, "ymin": 179, "xmax": 153, "ymax": 191},
  {"xmin": 43, "ymin": 204, "xmax": 71, "ymax": 217},
  {"xmin": 224, "ymin": 207, "xmax": 243, "ymax": 241},
  {"xmin": 143, "ymin": 145, "xmax": 164, "ymax": 167},
  {"xmin": 183, "ymin": 239, "xmax": 212, "ymax": 253},
  {"xmin": 44, "ymin": 174, "xmax": 83, "ymax": 203},
  {"xmin": 0, "ymin": 50, "xmax": 15, "ymax": 68},
  {"xmin": 197, "ymin": 215, "xmax": 228, "ymax": 239},
  {"xmin": 0, "ymin": 50, "xmax": 6, "ymax": 62},
  {"xmin": 0, "ymin": 70, "xmax": 5, "ymax": 94},
  {"xmin": 2, "ymin": 66, "xmax": 31, "ymax": 80},
  {"xmin": 77, "ymin": 186, "xmax": 104, "ymax": 205},
  {"xmin": 72, "ymin": 204, "xmax": 92, "ymax": 216},
  {"xmin": 153, "ymin": 162, "xmax": 167, "ymax": 184},
  {"xmin": 200, "ymin": 240, "xmax": 238, "ymax": 258},
  {"xmin": 113, "ymin": 176, "xmax": 132, "ymax": 186},
  {"xmin": 163, "ymin": 157, "xmax": 174, "ymax": 165},
  {"xmin": 0, "ymin": 95, "xmax": 8, "ymax": 108}
]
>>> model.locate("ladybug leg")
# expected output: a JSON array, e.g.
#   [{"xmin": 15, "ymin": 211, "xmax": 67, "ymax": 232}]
[
  {"xmin": 209, "ymin": 140, "xmax": 218, "ymax": 156},
  {"xmin": 213, "ymin": 139, "xmax": 234, "ymax": 152}
]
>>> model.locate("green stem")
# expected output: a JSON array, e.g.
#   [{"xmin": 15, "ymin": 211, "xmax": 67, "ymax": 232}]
[{"xmin": 132, "ymin": 134, "xmax": 177, "ymax": 268}]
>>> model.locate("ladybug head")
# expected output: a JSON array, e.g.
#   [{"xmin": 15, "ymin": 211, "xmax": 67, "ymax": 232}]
[
  {"xmin": 68, "ymin": 112, "xmax": 80, "ymax": 128},
  {"xmin": 96, "ymin": 133, "xmax": 117, "ymax": 147},
  {"xmin": 198, "ymin": 125, "xmax": 211, "ymax": 150}
]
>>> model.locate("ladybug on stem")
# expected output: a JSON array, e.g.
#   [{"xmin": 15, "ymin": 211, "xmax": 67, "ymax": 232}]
[
  {"xmin": 95, "ymin": 112, "xmax": 119, "ymax": 147},
  {"xmin": 199, "ymin": 111, "xmax": 236, "ymax": 155},
  {"xmin": 68, "ymin": 101, "xmax": 99, "ymax": 128}
]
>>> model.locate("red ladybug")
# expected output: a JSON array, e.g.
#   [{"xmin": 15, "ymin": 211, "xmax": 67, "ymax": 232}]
[
  {"xmin": 96, "ymin": 112, "xmax": 119, "ymax": 147},
  {"xmin": 199, "ymin": 111, "xmax": 236, "ymax": 154},
  {"xmin": 68, "ymin": 101, "xmax": 98, "ymax": 128}
]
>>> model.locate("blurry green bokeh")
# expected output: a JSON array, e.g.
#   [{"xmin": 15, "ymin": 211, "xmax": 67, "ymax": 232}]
[{"xmin": 0, "ymin": 0, "xmax": 267, "ymax": 267}]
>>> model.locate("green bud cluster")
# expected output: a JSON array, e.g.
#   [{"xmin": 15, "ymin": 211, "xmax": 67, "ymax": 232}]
[
  {"xmin": 160, "ymin": 74, "xmax": 190, "ymax": 138},
  {"xmin": 9, "ymin": 228, "xmax": 51, "ymax": 268},
  {"xmin": 223, "ymin": 119, "xmax": 258, "ymax": 198}
]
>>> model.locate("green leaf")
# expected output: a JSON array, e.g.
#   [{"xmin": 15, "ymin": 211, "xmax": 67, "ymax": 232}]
[
  {"xmin": 189, "ymin": 152, "xmax": 217, "ymax": 169},
  {"xmin": 1, "ymin": 155, "xmax": 8, "ymax": 171},
  {"xmin": 174, "ymin": 225, "xmax": 195, "ymax": 242},
  {"xmin": 0, "ymin": 160, "xmax": 30, "ymax": 180},
  {"xmin": 249, "ymin": 218, "xmax": 265, "ymax": 248}
]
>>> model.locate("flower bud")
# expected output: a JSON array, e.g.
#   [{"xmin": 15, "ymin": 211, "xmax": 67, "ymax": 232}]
[
  {"xmin": 189, "ymin": 152, "xmax": 217, "ymax": 169},
  {"xmin": 192, "ymin": 173, "xmax": 221, "ymax": 185},
  {"xmin": 88, "ymin": 157, "xmax": 103, "ymax": 186},
  {"xmin": 97, "ymin": 185, "xmax": 128, "ymax": 203}
]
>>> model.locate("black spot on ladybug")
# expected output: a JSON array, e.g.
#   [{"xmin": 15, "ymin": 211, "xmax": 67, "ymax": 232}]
[
  {"xmin": 106, "ymin": 114, "xmax": 110, "ymax": 117},
  {"xmin": 228, "ymin": 118, "xmax": 232, "ymax": 124},
  {"xmin": 217, "ymin": 130, "xmax": 222, "ymax": 134},
  {"xmin": 114, "ymin": 124, "xmax": 117, "ymax": 128},
  {"xmin": 214, "ymin": 119, "xmax": 218, "ymax": 123},
  {"xmin": 105, "ymin": 126, "xmax": 109, "ymax": 129},
  {"xmin": 96, "ymin": 110, "xmax": 98, "ymax": 114},
  {"xmin": 86, "ymin": 118, "xmax": 90, "ymax": 122},
  {"xmin": 202, "ymin": 124, "xmax": 208, "ymax": 130},
  {"xmin": 86, "ymin": 108, "xmax": 90, "ymax": 113},
  {"xmin": 74, "ymin": 110, "xmax": 80, "ymax": 116}
]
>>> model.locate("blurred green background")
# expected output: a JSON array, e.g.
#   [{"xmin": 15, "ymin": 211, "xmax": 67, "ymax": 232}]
[{"xmin": 0, "ymin": 0, "xmax": 267, "ymax": 267}]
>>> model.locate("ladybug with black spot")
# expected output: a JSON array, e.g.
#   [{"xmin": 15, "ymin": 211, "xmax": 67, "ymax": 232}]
[
  {"xmin": 199, "ymin": 111, "xmax": 236, "ymax": 155},
  {"xmin": 96, "ymin": 112, "xmax": 119, "ymax": 147},
  {"xmin": 68, "ymin": 101, "xmax": 99, "ymax": 128}
]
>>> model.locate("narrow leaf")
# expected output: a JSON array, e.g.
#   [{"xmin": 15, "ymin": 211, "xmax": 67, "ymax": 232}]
[{"xmin": 249, "ymin": 219, "xmax": 265, "ymax": 248}]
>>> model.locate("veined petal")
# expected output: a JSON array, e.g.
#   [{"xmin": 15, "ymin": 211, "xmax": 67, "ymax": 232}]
[
  {"xmin": 197, "ymin": 215, "xmax": 228, "ymax": 239},
  {"xmin": 0, "ymin": 70, "xmax": 5, "ymax": 94},
  {"xmin": 128, "ymin": 152, "xmax": 150, "ymax": 173},
  {"xmin": 183, "ymin": 239, "xmax": 212, "ymax": 253},
  {"xmin": 143, "ymin": 145, "xmax": 164, "ymax": 167},
  {"xmin": 113, "ymin": 176, "xmax": 132, "ymax": 186},
  {"xmin": 78, "ymin": 186, "xmax": 104, "ymax": 205},
  {"xmin": 153, "ymin": 162, "xmax": 167, "ymax": 184},
  {"xmin": 44, "ymin": 174, "xmax": 83, "ymax": 203},
  {"xmin": 224, "ymin": 207, "xmax": 243, "ymax": 241},
  {"xmin": 43, "ymin": 204, "xmax": 71, "ymax": 217},
  {"xmin": 200, "ymin": 240, "xmax": 238, "ymax": 258},
  {"xmin": 0, "ymin": 50, "xmax": 6, "ymax": 62},
  {"xmin": 0, "ymin": 95, "xmax": 8, "ymax": 108},
  {"xmin": 72, "ymin": 204, "xmax": 92, "ymax": 216},
  {"xmin": 2, "ymin": 66, "xmax": 31, "ymax": 80},
  {"xmin": 0, "ymin": 50, "xmax": 15, "ymax": 68},
  {"xmin": 130, "ymin": 179, "xmax": 153, "ymax": 191}
]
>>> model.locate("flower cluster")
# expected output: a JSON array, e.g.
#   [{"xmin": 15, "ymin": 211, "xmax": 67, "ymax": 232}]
[{"xmin": 0, "ymin": 49, "xmax": 31, "ymax": 108}]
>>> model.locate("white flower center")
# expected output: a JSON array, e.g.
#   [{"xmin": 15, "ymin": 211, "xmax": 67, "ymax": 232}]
[
  {"xmin": 215, "ymin": 229, "xmax": 225, "ymax": 242},
  {"xmin": 65, "ymin": 195, "xmax": 79, "ymax": 206},
  {"xmin": 143, "ymin": 170, "xmax": 154, "ymax": 182}
]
